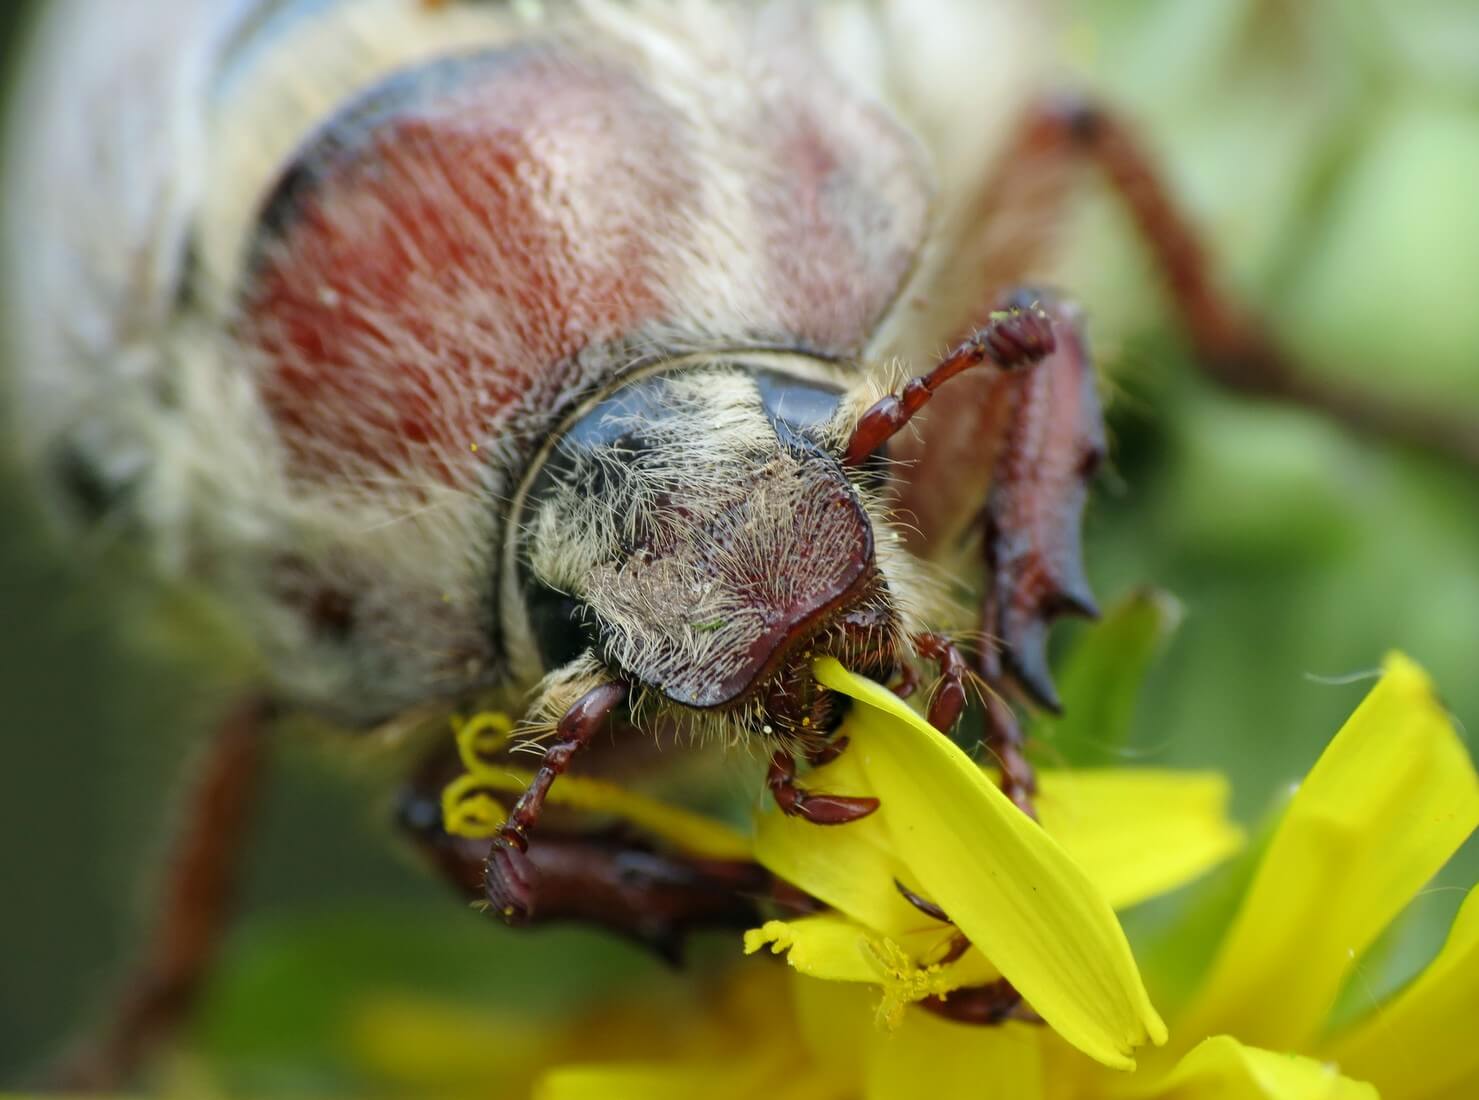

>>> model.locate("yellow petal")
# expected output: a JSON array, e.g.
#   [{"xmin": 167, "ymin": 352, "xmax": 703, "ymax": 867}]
[
  {"xmin": 1178, "ymin": 652, "xmax": 1479, "ymax": 1050},
  {"xmin": 1140, "ymin": 1035, "xmax": 1378, "ymax": 1099},
  {"xmin": 1324, "ymin": 885, "xmax": 1479, "ymax": 1100},
  {"xmin": 454, "ymin": 766, "xmax": 751, "ymax": 860},
  {"xmin": 792, "ymin": 976, "xmax": 875, "ymax": 1085},
  {"xmin": 744, "ymin": 915, "xmax": 882, "ymax": 984},
  {"xmin": 753, "ymin": 746, "xmax": 932, "ymax": 938},
  {"xmin": 814, "ymin": 657, "xmax": 1166, "ymax": 1070},
  {"xmin": 747, "ymin": 914, "xmax": 993, "ymax": 1029},
  {"xmin": 865, "ymin": 1009, "xmax": 1045, "ymax": 1100},
  {"xmin": 1037, "ymin": 770, "xmax": 1245, "ymax": 911},
  {"xmin": 535, "ymin": 1061, "xmax": 785, "ymax": 1100}
]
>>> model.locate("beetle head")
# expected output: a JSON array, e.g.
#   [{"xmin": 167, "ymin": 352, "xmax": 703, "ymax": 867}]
[{"xmin": 507, "ymin": 361, "xmax": 911, "ymax": 736}]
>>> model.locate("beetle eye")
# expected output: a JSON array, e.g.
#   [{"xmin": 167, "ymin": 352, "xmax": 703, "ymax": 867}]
[
  {"xmin": 751, "ymin": 368, "xmax": 892, "ymax": 479},
  {"xmin": 523, "ymin": 579, "xmax": 599, "ymax": 672},
  {"xmin": 753, "ymin": 370, "xmax": 844, "ymax": 440}
]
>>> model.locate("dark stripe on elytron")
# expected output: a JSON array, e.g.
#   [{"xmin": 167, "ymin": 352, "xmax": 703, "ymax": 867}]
[{"xmin": 246, "ymin": 45, "xmax": 540, "ymax": 270}]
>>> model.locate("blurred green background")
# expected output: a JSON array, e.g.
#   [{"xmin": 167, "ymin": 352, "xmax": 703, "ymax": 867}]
[{"xmin": 1, "ymin": 0, "xmax": 1475, "ymax": 1094}]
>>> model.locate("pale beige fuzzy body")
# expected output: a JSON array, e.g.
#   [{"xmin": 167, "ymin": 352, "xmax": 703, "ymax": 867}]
[{"xmin": 3, "ymin": 0, "xmax": 1066, "ymax": 734}]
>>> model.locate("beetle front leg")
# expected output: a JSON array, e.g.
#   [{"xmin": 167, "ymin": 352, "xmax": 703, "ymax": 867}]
[
  {"xmin": 960, "ymin": 290, "xmax": 1105, "ymax": 816},
  {"xmin": 484, "ymin": 681, "xmax": 627, "ymax": 924},
  {"xmin": 767, "ymin": 749, "xmax": 879, "ymax": 825},
  {"xmin": 913, "ymin": 630, "xmax": 1035, "ymax": 816},
  {"xmin": 842, "ymin": 306, "xmax": 1057, "ymax": 467},
  {"xmin": 912, "ymin": 631, "xmax": 969, "ymax": 734}
]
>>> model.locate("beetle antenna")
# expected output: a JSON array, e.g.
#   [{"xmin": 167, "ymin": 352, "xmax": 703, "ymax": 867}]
[{"xmin": 843, "ymin": 307, "xmax": 1055, "ymax": 466}]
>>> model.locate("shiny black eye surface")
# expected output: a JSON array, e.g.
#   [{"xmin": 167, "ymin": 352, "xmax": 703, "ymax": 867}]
[
  {"xmin": 523, "ymin": 580, "xmax": 600, "ymax": 672},
  {"xmin": 514, "ymin": 375, "xmax": 677, "ymax": 672},
  {"xmin": 753, "ymin": 369, "xmax": 845, "ymax": 440},
  {"xmin": 752, "ymin": 368, "xmax": 891, "ymax": 481}
]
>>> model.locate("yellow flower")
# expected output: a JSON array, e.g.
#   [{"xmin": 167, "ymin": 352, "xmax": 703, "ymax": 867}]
[
  {"xmin": 744, "ymin": 656, "xmax": 1220, "ymax": 1066},
  {"xmin": 524, "ymin": 652, "xmax": 1475, "ymax": 1100},
  {"xmin": 439, "ymin": 659, "xmax": 1181, "ymax": 1071},
  {"xmin": 441, "ymin": 708, "xmax": 751, "ymax": 861}
]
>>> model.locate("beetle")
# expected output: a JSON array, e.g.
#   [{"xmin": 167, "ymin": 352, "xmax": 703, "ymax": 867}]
[{"xmin": 9, "ymin": 0, "xmax": 1460, "ymax": 1089}]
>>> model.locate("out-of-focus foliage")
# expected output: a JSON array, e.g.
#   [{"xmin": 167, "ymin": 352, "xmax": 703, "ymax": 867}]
[
  {"xmin": 0, "ymin": 0, "xmax": 1475, "ymax": 1091},
  {"xmin": 1050, "ymin": 0, "xmax": 1479, "ymax": 997}
]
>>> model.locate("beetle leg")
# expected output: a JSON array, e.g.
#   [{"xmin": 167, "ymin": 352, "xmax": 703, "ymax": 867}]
[
  {"xmin": 766, "ymin": 749, "xmax": 879, "ymax": 825},
  {"xmin": 891, "ymin": 661, "xmax": 921, "ymax": 701},
  {"xmin": 985, "ymin": 289, "xmax": 1106, "ymax": 814},
  {"xmin": 911, "ymin": 631, "xmax": 971, "ymax": 735},
  {"xmin": 483, "ymin": 681, "xmax": 627, "ymax": 924},
  {"xmin": 1017, "ymin": 95, "xmax": 1479, "ymax": 470},
  {"xmin": 980, "ymin": 689, "xmax": 1039, "ymax": 818},
  {"xmin": 896, "ymin": 878, "xmax": 952, "ymax": 924},
  {"xmin": 49, "ymin": 697, "xmax": 274, "ymax": 1093},
  {"xmin": 804, "ymin": 734, "xmax": 851, "ymax": 768},
  {"xmin": 895, "ymin": 879, "xmax": 973, "ymax": 964},
  {"xmin": 923, "ymin": 980, "xmax": 1041, "ymax": 1026},
  {"xmin": 843, "ymin": 306, "xmax": 1057, "ymax": 467},
  {"xmin": 910, "ymin": 629, "xmax": 1040, "ymax": 823},
  {"xmin": 398, "ymin": 776, "xmax": 803, "ymax": 962}
]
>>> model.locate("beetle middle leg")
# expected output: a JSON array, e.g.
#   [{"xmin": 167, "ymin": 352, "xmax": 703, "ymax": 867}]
[
  {"xmin": 912, "ymin": 630, "xmax": 1036, "ymax": 816},
  {"xmin": 482, "ymin": 680, "xmax": 627, "ymax": 923},
  {"xmin": 912, "ymin": 631, "xmax": 969, "ymax": 734},
  {"xmin": 1013, "ymin": 95, "xmax": 1479, "ymax": 470},
  {"xmin": 48, "ymin": 696, "xmax": 274, "ymax": 1093},
  {"xmin": 895, "ymin": 290, "xmax": 1104, "ymax": 815}
]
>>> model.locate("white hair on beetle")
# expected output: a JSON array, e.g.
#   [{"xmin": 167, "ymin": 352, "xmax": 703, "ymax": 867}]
[{"xmin": 4, "ymin": 0, "xmax": 1057, "ymax": 731}]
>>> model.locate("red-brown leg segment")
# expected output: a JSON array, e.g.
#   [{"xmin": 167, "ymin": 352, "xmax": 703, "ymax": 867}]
[
  {"xmin": 958, "ymin": 291, "xmax": 1105, "ymax": 816},
  {"xmin": 912, "ymin": 630, "xmax": 1039, "ymax": 819},
  {"xmin": 912, "ymin": 632, "xmax": 970, "ymax": 734},
  {"xmin": 977, "ymin": 290, "xmax": 1104, "ymax": 713},
  {"xmin": 49, "ymin": 697, "xmax": 274, "ymax": 1093},
  {"xmin": 923, "ymin": 980, "xmax": 1041, "ymax": 1026},
  {"xmin": 399, "ymin": 779, "xmax": 810, "ymax": 962},
  {"xmin": 891, "ymin": 661, "xmax": 921, "ymax": 701},
  {"xmin": 1020, "ymin": 96, "xmax": 1479, "ymax": 470},
  {"xmin": 844, "ymin": 305, "xmax": 1057, "ymax": 467},
  {"xmin": 895, "ymin": 879, "xmax": 971, "ymax": 964},
  {"xmin": 804, "ymin": 734, "xmax": 851, "ymax": 768},
  {"xmin": 767, "ymin": 749, "xmax": 879, "ymax": 825},
  {"xmin": 981, "ymin": 690, "xmax": 1038, "ymax": 818},
  {"xmin": 893, "ymin": 881, "xmax": 1038, "ymax": 1022},
  {"xmin": 484, "ymin": 681, "xmax": 627, "ymax": 924}
]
